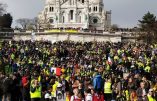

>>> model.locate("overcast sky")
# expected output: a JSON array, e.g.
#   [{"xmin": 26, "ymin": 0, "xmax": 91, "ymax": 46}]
[{"xmin": 1, "ymin": 0, "xmax": 157, "ymax": 28}]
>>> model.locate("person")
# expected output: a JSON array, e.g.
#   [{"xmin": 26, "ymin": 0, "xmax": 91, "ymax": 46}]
[
  {"xmin": 11, "ymin": 73, "xmax": 22, "ymax": 101},
  {"xmin": 30, "ymin": 78, "xmax": 42, "ymax": 101},
  {"xmin": 145, "ymin": 89, "xmax": 156, "ymax": 101},
  {"xmin": 57, "ymin": 81, "xmax": 63, "ymax": 99},
  {"xmin": 136, "ymin": 82, "xmax": 147, "ymax": 101},
  {"xmin": 44, "ymin": 87, "xmax": 52, "ymax": 101},
  {"xmin": 92, "ymin": 90, "xmax": 104, "ymax": 101},
  {"xmin": 66, "ymin": 91, "xmax": 71, "ymax": 101},
  {"xmin": 93, "ymin": 72, "xmax": 103, "ymax": 93},
  {"xmin": 142, "ymin": 76, "xmax": 150, "ymax": 93},
  {"xmin": 104, "ymin": 78, "xmax": 112, "ymax": 101},
  {"xmin": 1, "ymin": 75, "xmax": 12, "ymax": 101},
  {"xmin": 153, "ymin": 82, "xmax": 157, "ymax": 100},
  {"xmin": 51, "ymin": 80, "xmax": 58, "ymax": 101},
  {"xmin": 61, "ymin": 76, "xmax": 69, "ymax": 99},
  {"xmin": 1, "ymin": 40, "xmax": 157, "ymax": 101},
  {"xmin": 0, "ymin": 72, "xmax": 3, "ymax": 101},
  {"xmin": 84, "ymin": 89, "xmax": 92, "ymax": 101},
  {"xmin": 70, "ymin": 88, "xmax": 81, "ymax": 101},
  {"xmin": 130, "ymin": 90, "xmax": 137, "ymax": 101}
]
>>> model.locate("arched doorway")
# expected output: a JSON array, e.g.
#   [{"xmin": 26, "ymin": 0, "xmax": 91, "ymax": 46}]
[{"xmin": 70, "ymin": 10, "xmax": 74, "ymax": 20}]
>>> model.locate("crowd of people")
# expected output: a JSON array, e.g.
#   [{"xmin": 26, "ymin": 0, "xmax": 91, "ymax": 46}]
[{"xmin": 0, "ymin": 40, "xmax": 157, "ymax": 101}]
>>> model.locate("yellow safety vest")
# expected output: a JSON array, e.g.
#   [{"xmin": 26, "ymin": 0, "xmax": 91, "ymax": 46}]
[
  {"xmin": 137, "ymin": 62, "xmax": 144, "ymax": 68},
  {"xmin": 104, "ymin": 82, "xmax": 112, "ymax": 94},
  {"xmin": 117, "ymin": 50, "xmax": 121, "ymax": 55},
  {"xmin": 38, "ymin": 76, "xmax": 41, "ymax": 82},
  {"xmin": 30, "ymin": 86, "xmax": 41, "ymax": 99},
  {"xmin": 44, "ymin": 69, "xmax": 49, "ymax": 75},
  {"xmin": 147, "ymin": 95, "xmax": 156, "ymax": 101},
  {"xmin": 125, "ymin": 90, "xmax": 130, "ymax": 101},
  {"xmin": 51, "ymin": 81, "xmax": 59, "ymax": 96},
  {"xmin": 106, "ymin": 64, "xmax": 110, "ymax": 71},
  {"xmin": 66, "ymin": 96, "xmax": 70, "ymax": 101},
  {"xmin": 114, "ymin": 56, "xmax": 119, "ymax": 60},
  {"xmin": 29, "ymin": 59, "xmax": 32, "ymax": 64},
  {"xmin": 145, "ymin": 66, "xmax": 151, "ymax": 73}
]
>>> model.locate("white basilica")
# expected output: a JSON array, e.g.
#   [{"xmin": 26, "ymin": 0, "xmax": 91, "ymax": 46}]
[{"xmin": 38, "ymin": 0, "xmax": 111, "ymax": 30}]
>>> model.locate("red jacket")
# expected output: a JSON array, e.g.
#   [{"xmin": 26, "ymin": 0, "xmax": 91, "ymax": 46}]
[{"xmin": 93, "ymin": 93, "xmax": 104, "ymax": 101}]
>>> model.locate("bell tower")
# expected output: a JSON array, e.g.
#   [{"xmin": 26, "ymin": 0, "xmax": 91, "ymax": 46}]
[{"xmin": 55, "ymin": 0, "xmax": 60, "ymax": 25}]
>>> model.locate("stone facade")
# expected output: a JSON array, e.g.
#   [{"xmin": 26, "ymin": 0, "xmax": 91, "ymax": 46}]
[
  {"xmin": 38, "ymin": 0, "xmax": 111, "ymax": 30},
  {"xmin": 13, "ymin": 33, "xmax": 121, "ymax": 43}
]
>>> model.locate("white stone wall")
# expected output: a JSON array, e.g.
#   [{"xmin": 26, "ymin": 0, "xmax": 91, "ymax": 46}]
[{"xmin": 13, "ymin": 33, "xmax": 121, "ymax": 43}]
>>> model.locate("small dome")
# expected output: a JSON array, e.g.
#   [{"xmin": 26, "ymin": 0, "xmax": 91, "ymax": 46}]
[
  {"xmin": 45, "ymin": 0, "xmax": 55, "ymax": 5},
  {"xmin": 90, "ymin": 0, "xmax": 103, "ymax": 4}
]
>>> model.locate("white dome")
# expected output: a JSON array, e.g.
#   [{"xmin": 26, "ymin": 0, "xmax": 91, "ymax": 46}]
[
  {"xmin": 90, "ymin": 0, "xmax": 103, "ymax": 4},
  {"xmin": 45, "ymin": 0, "xmax": 55, "ymax": 5}
]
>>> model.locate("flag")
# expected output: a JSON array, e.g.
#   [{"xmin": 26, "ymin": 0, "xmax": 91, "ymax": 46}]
[
  {"xmin": 51, "ymin": 67, "xmax": 61, "ymax": 76},
  {"xmin": 108, "ymin": 57, "xmax": 112, "ymax": 64},
  {"xmin": 56, "ymin": 68, "xmax": 61, "ymax": 76}
]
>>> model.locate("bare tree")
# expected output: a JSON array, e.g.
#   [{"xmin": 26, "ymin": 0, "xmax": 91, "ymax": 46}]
[
  {"xmin": 32, "ymin": 17, "xmax": 38, "ymax": 30},
  {"xmin": 36, "ymin": 10, "xmax": 50, "ymax": 30},
  {"xmin": 111, "ymin": 24, "xmax": 119, "ymax": 31},
  {"xmin": 42, "ymin": 10, "xmax": 51, "ymax": 29},
  {"xmin": 16, "ymin": 17, "xmax": 45, "ymax": 31},
  {"xmin": 37, "ymin": 18, "xmax": 43, "ymax": 30},
  {"xmin": 0, "ymin": 2, "xmax": 7, "ymax": 16},
  {"xmin": 43, "ymin": 10, "xmax": 48, "ymax": 24},
  {"xmin": 30, "ymin": 17, "xmax": 43, "ymax": 30},
  {"xmin": 16, "ymin": 18, "xmax": 31, "ymax": 29},
  {"xmin": 27, "ymin": 24, "xmax": 34, "ymax": 30}
]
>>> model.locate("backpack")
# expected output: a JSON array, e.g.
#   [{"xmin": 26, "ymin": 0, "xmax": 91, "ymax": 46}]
[{"xmin": 93, "ymin": 75, "xmax": 103, "ymax": 91}]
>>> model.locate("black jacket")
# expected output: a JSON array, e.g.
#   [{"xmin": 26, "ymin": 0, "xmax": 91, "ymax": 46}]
[{"xmin": 2, "ymin": 77, "xmax": 13, "ymax": 94}]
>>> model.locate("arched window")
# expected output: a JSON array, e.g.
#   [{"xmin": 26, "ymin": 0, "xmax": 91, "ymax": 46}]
[
  {"xmin": 49, "ymin": 7, "xmax": 51, "ymax": 12},
  {"xmin": 70, "ymin": 10, "xmax": 74, "ymax": 20},
  {"xmin": 82, "ymin": 0, "xmax": 84, "ymax": 3},
  {"xmin": 49, "ymin": 7, "xmax": 54, "ymax": 12},
  {"xmin": 95, "ymin": 7, "xmax": 97, "ymax": 11},
  {"xmin": 94, "ymin": 7, "xmax": 95, "ymax": 11},
  {"xmin": 51, "ymin": 7, "xmax": 54, "ymax": 12}
]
